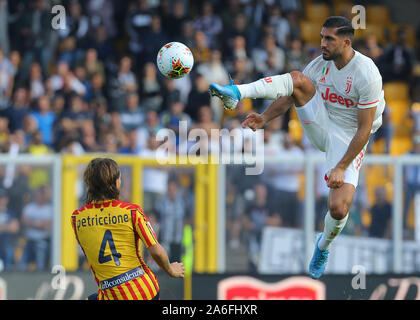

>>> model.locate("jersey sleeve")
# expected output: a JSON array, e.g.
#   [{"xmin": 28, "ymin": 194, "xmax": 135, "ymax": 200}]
[
  {"xmin": 302, "ymin": 57, "xmax": 320, "ymax": 87},
  {"xmin": 132, "ymin": 208, "xmax": 158, "ymax": 248},
  {"xmin": 357, "ymin": 79, "xmax": 383, "ymax": 109}
]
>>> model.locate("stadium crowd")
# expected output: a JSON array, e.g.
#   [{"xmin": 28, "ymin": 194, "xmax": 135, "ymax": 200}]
[{"xmin": 0, "ymin": 0, "xmax": 418, "ymax": 272}]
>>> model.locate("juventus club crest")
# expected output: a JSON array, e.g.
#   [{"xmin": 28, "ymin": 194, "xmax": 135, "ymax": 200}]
[{"xmin": 345, "ymin": 76, "xmax": 352, "ymax": 94}]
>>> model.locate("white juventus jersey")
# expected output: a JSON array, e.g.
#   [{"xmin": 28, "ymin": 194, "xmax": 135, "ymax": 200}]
[{"xmin": 302, "ymin": 50, "xmax": 385, "ymax": 133}]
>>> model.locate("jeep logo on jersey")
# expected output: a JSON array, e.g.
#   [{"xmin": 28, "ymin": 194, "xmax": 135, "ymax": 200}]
[
  {"xmin": 217, "ymin": 276, "xmax": 326, "ymax": 300},
  {"xmin": 321, "ymin": 88, "xmax": 355, "ymax": 108}
]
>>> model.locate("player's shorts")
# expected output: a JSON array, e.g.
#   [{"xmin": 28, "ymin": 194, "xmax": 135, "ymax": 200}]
[{"xmin": 295, "ymin": 91, "xmax": 370, "ymax": 188}]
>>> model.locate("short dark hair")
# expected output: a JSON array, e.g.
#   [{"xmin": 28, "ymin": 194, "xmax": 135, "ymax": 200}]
[
  {"xmin": 322, "ymin": 16, "xmax": 354, "ymax": 40},
  {"xmin": 83, "ymin": 158, "xmax": 121, "ymax": 203}
]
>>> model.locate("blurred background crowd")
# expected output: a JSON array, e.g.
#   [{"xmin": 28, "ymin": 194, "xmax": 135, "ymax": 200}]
[{"xmin": 0, "ymin": 0, "xmax": 419, "ymax": 273}]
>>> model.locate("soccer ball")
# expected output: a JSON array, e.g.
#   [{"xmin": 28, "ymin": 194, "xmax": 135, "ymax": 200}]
[{"xmin": 156, "ymin": 42, "xmax": 194, "ymax": 79}]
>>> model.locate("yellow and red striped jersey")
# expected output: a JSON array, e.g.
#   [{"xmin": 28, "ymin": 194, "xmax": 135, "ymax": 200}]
[{"xmin": 71, "ymin": 200, "xmax": 159, "ymax": 300}]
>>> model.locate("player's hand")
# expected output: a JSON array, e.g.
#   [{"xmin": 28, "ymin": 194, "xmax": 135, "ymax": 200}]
[
  {"xmin": 169, "ymin": 262, "xmax": 185, "ymax": 278},
  {"xmin": 327, "ymin": 167, "xmax": 345, "ymax": 189},
  {"xmin": 241, "ymin": 113, "xmax": 266, "ymax": 131}
]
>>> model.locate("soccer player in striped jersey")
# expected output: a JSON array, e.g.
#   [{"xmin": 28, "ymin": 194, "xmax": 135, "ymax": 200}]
[{"xmin": 71, "ymin": 158, "xmax": 184, "ymax": 300}]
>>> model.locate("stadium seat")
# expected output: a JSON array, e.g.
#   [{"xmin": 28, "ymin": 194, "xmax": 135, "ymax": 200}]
[
  {"xmin": 390, "ymin": 136, "xmax": 413, "ymax": 155},
  {"xmin": 384, "ymin": 82, "xmax": 410, "ymax": 101},
  {"xmin": 386, "ymin": 99, "xmax": 410, "ymax": 125},
  {"xmin": 371, "ymin": 137, "xmax": 386, "ymax": 154},
  {"xmin": 366, "ymin": 5, "xmax": 391, "ymax": 26},
  {"xmin": 300, "ymin": 21, "xmax": 322, "ymax": 46},
  {"xmin": 333, "ymin": 2, "xmax": 354, "ymax": 17},
  {"xmin": 288, "ymin": 119, "xmax": 303, "ymax": 143},
  {"xmin": 305, "ymin": 3, "xmax": 331, "ymax": 24},
  {"xmin": 393, "ymin": 118, "xmax": 413, "ymax": 137}
]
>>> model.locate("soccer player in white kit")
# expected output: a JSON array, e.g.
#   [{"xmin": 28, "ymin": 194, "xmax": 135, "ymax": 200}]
[{"xmin": 209, "ymin": 16, "xmax": 385, "ymax": 278}]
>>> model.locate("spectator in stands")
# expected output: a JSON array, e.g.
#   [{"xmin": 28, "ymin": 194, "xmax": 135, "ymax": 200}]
[
  {"xmin": 135, "ymin": 109, "xmax": 164, "ymax": 151},
  {"xmin": 160, "ymin": 78, "xmax": 181, "ymax": 111},
  {"xmin": 160, "ymin": 99, "xmax": 192, "ymax": 141},
  {"xmin": 86, "ymin": 0, "xmax": 117, "ymax": 39},
  {"xmin": 365, "ymin": 34, "xmax": 383, "ymax": 63},
  {"xmin": 252, "ymin": 33, "xmax": 286, "ymax": 76},
  {"xmin": 90, "ymin": 72, "xmax": 106, "ymax": 102},
  {"xmin": 19, "ymin": 185, "xmax": 53, "ymax": 271},
  {"xmin": 155, "ymin": 179, "xmax": 187, "ymax": 262},
  {"xmin": 61, "ymin": 94, "xmax": 93, "ymax": 128},
  {"xmin": 222, "ymin": 12, "xmax": 251, "ymax": 57},
  {"xmin": 379, "ymin": 27, "xmax": 415, "ymax": 84},
  {"xmin": 224, "ymin": 35, "xmax": 252, "ymax": 74},
  {"xmin": 0, "ymin": 188, "xmax": 19, "ymax": 271},
  {"xmin": 27, "ymin": 62, "xmax": 45, "ymax": 101},
  {"xmin": 194, "ymin": 1, "xmax": 223, "ymax": 49},
  {"xmin": 186, "ymin": 74, "xmax": 211, "ymax": 121},
  {"xmin": 3, "ymin": 87, "xmax": 29, "ymax": 133},
  {"xmin": 125, "ymin": 0, "xmax": 154, "ymax": 67},
  {"xmin": 27, "ymin": 130, "xmax": 50, "ymax": 155},
  {"xmin": 142, "ymin": 14, "xmax": 168, "ymax": 64},
  {"xmin": 49, "ymin": 61, "xmax": 70, "ymax": 93},
  {"xmin": 73, "ymin": 65, "xmax": 93, "ymax": 102},
  {"xmin": 178, "ymin": 20, "xmax": 196, "ymax": 52},
  {"xmin": 58, "ymin": 0, "xmax": 89, "ymax": 50},
  {"xmin": 0, "ymin": 47, "xmax": 16, "ymax": 110},
  {"xmin": 19, "ymin": 0, "xmax": 53, "ymax": 78},
  {"xmin": 231, "ymin": 57, "xmax": 255, "ymax": 87},
  {"xmin": 82, "ymin": 48, "xmax": 105, "ymax": 83},
  {"xmin": 162, "ymin": 0, "xmax": 188, "ymax": 41},
  {"xmin": 87, "ymin": 24, "xmax": 115, "ymax": 63},
  {"xmin": 285, "ymin": 38, "xmax": 308, "ymax": 72},
  {"xmin": 80, "ymin": 119, "xmax": 101, "ymax": 153},
  {"xmin": 369, "ymin": 186, "xmax": 392, "ymax": 239},
  {"xmin": 269, "ymin": 5, "xmax": 290, "ymax": 48},
  {"xmin": 54, "ymin": 67, "xmax": 87, "ymax": 106},
  {"xmin": 107, "ymin": 55, "xmax": 137, "ymax": 113},
  {"xmin": 31, "ymin": 95, "xmax": 55, "ymax": 147},
  {"xmin": 197, "ymin": 50, "xmax": 230, "ymax": 122},
  {"xmin": 243, "ymin": 182, "xmax": 281, "ymax": 272},
  {"xmin": 139, "ymin": 133, "xmax": 169, "ymax": 212},
  {"xmin": 191, "ymin": 30, "xmax": 211, "ymax": 65},
  {"xmin": 119, "ymin": 92, "xmax": 145, "ymax": 132},
  {"xmin": 139, "ymin": 62, "xmax": 163, "ymax": 112},
  {"xmin": 262, "ymin": 133, "xmax": 303, "ymax": 228},
  {"xmin": 118, "ymin": 129, "xmax": 140, "ymax": 154}
]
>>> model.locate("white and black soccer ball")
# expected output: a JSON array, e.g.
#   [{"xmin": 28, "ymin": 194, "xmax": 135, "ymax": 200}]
[{"xmin": 156, "ymin": 42, "xmax": 194, "ymax": 79}]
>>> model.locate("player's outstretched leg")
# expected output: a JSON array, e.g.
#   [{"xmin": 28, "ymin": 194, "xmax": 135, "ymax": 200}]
[{"xmin": 209, "ymin": 71, "xmax": 315, "ymax": 110}]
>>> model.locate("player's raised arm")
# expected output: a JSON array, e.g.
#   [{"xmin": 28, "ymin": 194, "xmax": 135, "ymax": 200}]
[{"xmin": 242, "ymin": 96, "xmax": 295, "ymax": 131}]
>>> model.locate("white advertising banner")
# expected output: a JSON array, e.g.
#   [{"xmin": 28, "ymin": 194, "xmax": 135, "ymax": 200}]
[{"xmin": 259, "ymin": 227, "xmax": 420, "ymax": 274}]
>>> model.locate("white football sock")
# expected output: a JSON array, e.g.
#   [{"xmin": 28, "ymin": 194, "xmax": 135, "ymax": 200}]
[
  {"xmin": 237, "ymin": 73, "xmax": 294, "ymax": 100},
  {"xmin": 318, "ymin": 211, "xmax": 348, "ymax": 251}
]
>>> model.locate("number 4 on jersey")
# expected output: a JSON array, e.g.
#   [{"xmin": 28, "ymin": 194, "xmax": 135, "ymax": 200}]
[{"xmin": 99, "ymin": 229, "xmax": 121, "ymax": 266}]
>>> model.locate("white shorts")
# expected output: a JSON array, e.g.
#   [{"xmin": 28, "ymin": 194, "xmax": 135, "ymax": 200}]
[{"xmin": 296, "ymin": 91, "xmax": 368, "ymax": 188}]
